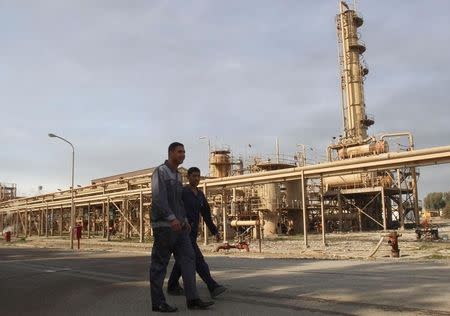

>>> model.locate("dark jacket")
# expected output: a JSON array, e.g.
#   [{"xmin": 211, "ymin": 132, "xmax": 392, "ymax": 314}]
[{"xmin": 182, "ymin": 186, "xmax": 218, "ymax": 240}]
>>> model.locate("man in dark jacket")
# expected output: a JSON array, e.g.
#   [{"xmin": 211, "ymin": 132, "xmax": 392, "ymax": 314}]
[
  {"xmin": 167, "ymin": 167, "xmax": 227, "ymax": 298},
  {"xmin": 150, "ymin": 143, "xmax": 214, "ymax": 312}
]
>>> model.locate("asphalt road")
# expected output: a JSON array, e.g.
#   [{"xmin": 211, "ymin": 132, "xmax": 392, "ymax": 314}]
[{"xmin": 1, "ymin": 247, "xmax": 449, "ymax": 315}]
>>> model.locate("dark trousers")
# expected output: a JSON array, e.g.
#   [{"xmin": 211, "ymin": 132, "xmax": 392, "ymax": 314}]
[
  {"xmin": 168, "ymin": 235, "xmax": 219, "ymax": 292},
  {"xmin": 150, "ymin": 227, "xmax": 198, "ymax": 306}
]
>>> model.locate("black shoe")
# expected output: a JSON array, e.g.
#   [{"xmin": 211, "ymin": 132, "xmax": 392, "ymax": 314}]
[
  {"xmin": 210, "ymin": 285, "xmax": 227, "ymax": 298},
  {"xmin": 187, "ymin": 298, "xmax": 214, "ymax": 310},
  {"xmin": 152, "ymin": 302, "xmax": 178, "ymax": 313},
  {"xmin": 167, "ymin": 285, "xmax": 184, "ymax": 296}
]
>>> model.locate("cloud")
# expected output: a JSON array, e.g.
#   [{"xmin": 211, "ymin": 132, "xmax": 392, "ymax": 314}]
[{"xmin": 0, "ymin": 1, "xmax": 448, "ymax": 199}]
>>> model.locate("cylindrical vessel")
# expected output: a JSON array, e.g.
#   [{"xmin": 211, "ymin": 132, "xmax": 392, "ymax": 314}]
[
  {"xmin": 209, "ymin": 150, "xmax": 232, "ymax": 178},
  {"xmin": 262, "ymin": 212, "xmax": 278, "ymax": 236},
  {"xmin": 230, "ymin": 220, "xmax": 259, "ymax": 227},
  {"xmin": 324, "ymin": 173, "xmax": 370, "ymax": 189},
  {"xmin": 337, "ymin": 3, "xmax": 371, "ymax": 142},
  {"xmin": 338, "ymin": 140, "xmax": 389, "ymax": 159},
  {"xmin": 261, "ymin": 183, "xmax": 279, "ymax": 211}
]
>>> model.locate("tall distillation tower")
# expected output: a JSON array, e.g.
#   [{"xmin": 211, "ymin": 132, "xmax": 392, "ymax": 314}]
[
  {"xmin": 329, "ymin": 0, "xmax": 388, "ymax": 161},
  {"xmin": 337, "ymin": 1, "xmax": 372, "ymax": 145},
  {"xmin": 324, "ymin": 1, "xmax": 419, "ymax": 231}
]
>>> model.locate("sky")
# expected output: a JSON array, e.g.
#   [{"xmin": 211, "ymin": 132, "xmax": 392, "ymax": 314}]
[{"xmin": 0, "ymin": 0, "xmax": 449, "ymax": 199}]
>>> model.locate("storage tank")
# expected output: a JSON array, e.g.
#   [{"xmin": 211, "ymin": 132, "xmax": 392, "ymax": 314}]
[
  {"xmin": 260, "ymin": 183, "xmax": 280, "ymax": 235},
  {"xmin": 262, "ymin": 212, "xmax": 279, "ymax": 236},
  {"xmin": 284, "ymin": 181, "xmax": 303, "ymax": 234},
  {"xmin": 209, "ymin": 150, "xmax": 232, "ymax": 178},
  {"xmin": 260, "ymin": 183, "xmax": 279, "ymax": 210},
  {"xmin": 324, "ymin": 171, "xmax": 394, "ymax": 190},
  {"xmin": 324, "ymin": 173, "xmax": 372, "ymax": 190}
]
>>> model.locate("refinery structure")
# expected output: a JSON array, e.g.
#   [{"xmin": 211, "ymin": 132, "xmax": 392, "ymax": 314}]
[{"xmin": 1, "ymin": 2, "xmax": 450, "ymax": 248}]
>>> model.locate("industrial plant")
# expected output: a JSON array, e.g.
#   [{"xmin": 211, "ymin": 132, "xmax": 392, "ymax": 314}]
[{"xmin": 1, "ymin": 1, "xmax": 450, "ymax": 250}]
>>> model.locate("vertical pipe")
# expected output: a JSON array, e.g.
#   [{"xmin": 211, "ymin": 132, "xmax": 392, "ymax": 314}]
[
  {"xmin": 22, "ymin": 211, "xmax": 25, "ymax": 236},
  {"xmin": 16, "ymin": 211, "xmax": 19, "ymax": 237},
  {"xmin": 301, "ymin": 171, "xmax": 308, "ymax": 247},
  {"xmin": 381, "ymin": 188, "xmax": 387, "ymax": 230},
  {"xmin": 231, "ymin": 187, "xmax": 237, "ymax": 216},
  {"xmin": 123, "ymin": 199, "xmax": 127, "ymax": 239},
  {"xmin": 70, "ymin": 147, "xmax": 75, "ymax": 250},
  {"xmin": 19, "ymin": 211, "xmax": 23, "ymax": 237},
  {"xmin": 397, "ymin": 169, "xmax": 404, "ymax": 230},
  {"xmin": 411, "ymin": 168, "xmax": 420, "ymax": 226},
  {"xmin": 95, "ymin": 207, "xmax": 99, "ymax": 236},
  {"xmin": 257, "ymin": 223, "xmax": 262, "ymax": 253},
  {"xmin": 29, "ymin": 210, "xmax": 32, "ymax": 236},
  {"xmin": 24, "ymin": 210, "xmax": 28, "ymax": 237},
  {"xmin": 320, "ymin": 175, "xmax": 326, "ymax": 246},
  {"xmin": 39, "ymin": 209, "xmax": 43, "ymax": 236},
  {"xmin": 222, "ymin": 194, "xmax": 227, "ymax": 243},
  {"xmin": 41, "ymin": 209, "xmax": 44, "ymax": 236},
  {"xmin": 87, "ymin": 203, "xmax": 91, "ymax": 239},
  {"xmin": 139, "ymin": 191, "xmax": 144, "ymax": 243},
  {"xmin": 106, "ymin": 198, "xmax": 111, "ymax": 241},
  {"xmin": 125, "ymin": 199, "xmax": 129, "ymax": 238},
  {"xmin": 22, "ymin": 209, "xmax": 29, "ymax": 237},
  {"xmin": 13, "ymin": 212, "xmax": 15, "ymax": 237},
  {"xmin": 339, "ymin": 5, "xmax": 352, "ymax": 137},
  {"xmin": 102, "ymin": 201, "xmax": 106, "ymax": 238},
  {"xmin": 336, "ymin": 4, "xmax": 347, "ymax": 135},
  {"xmin": 51, "ymin": 208, "xmax": 54, "ymax": 236},
  {"xmin": 45, "ymin": 205, "xmax": 49, "ymax": 237},
  {"xmin": 358, "ymin": 209, "xmax": 362, "ymax": 232},
  {"xmin": 29, "ymin": 210, "xmax": 33, "ymax": 236},
  {"xmin": 92, "ymin": 207, "xmax": 96, "ymax": 236},
  {"xmin": 20, "ymin": 211, "xmax": 24, "ymax": 237},
  {"xmin": 338, "ymin": 191, "xmax": 343, "ymax": 231},
  {"xmin": 59, "ymin": 206, "xmax": 63, "ymax": 236}
]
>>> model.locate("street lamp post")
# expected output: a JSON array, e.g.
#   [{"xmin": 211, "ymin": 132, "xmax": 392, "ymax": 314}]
[
  {"xmin": 199, "ymin": 136, "xmax": 212, "ymax": 244},
  {"xmin": 48, "ymin": 133, "xmax": 75, "ymax": 250},
  {"xmin": 199, "ymin": 136, "xmax": 211, "ymax": 175}
]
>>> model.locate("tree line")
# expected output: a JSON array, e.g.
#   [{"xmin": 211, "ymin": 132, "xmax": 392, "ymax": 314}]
[{"xmin": 424, "ymin": 191, "xmax": 450, "ymax": 218}]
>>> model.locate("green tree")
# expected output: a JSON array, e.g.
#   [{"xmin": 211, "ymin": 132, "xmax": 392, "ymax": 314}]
[
  {"xmin": 444, "ymin": 191, "xmax": 450, "ymax": 205},
  {"xmin": 424, "ymin": 192, "xmax": 445, "ymax": 210}
]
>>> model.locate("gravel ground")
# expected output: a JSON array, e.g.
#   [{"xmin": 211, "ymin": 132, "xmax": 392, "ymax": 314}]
[{"xmin": 2, "ymin": 218, "xmax": 449, "ymax": 262}]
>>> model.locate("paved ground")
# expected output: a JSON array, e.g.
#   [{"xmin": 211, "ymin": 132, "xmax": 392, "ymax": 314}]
[{"xmin": 1, "ymin": 246, "xmax": 450, "ymax": 316}]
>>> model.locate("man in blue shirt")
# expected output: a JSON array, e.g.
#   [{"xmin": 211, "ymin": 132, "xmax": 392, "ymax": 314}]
[
  {"xmin": 150, "ymin": 143, "xmax": 214, "ymax": 312},
  {"xmin": 167, "ymin": 167, "xmax": 227, "ymax": 298}
]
